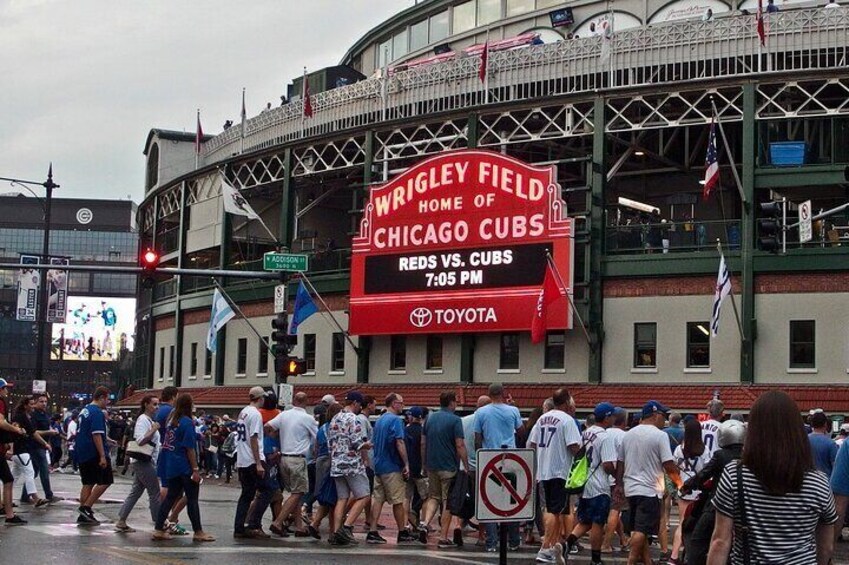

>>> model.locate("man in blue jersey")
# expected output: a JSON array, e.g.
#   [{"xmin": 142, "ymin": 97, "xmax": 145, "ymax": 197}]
[
  {"xmin": 155, "ymin": 386, "xmax": 188, "ymax": 534},
  {"xmin": 75, "ymin": 386, "xmax": 113, "ymax": 524}
]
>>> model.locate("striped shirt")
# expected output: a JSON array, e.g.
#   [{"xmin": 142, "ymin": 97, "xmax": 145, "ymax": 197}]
[{"xmin": 712, "ymin": 461, "xmax": 837, "ymax": 565}]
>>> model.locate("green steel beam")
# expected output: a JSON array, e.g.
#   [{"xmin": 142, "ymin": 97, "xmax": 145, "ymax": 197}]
[
  {"xmin": 755, "ymin": 165, "xmax": 847, "ymax": 188},
  {"xmin": 588, "ymin": 97, "xmax": 606, "ymax": 383},
  {"xmin": 460, "ymin": 115, "xmax": 479, "ymax": 383},
  {"xmin": 279, "ymin": 148, "xmax": 294, "ymax": 249},
  {"xmin": 603, "ymin": 253, "xmax": 741, "ymax": 277},
  {"xmin": 740, "ymin": 84, "xmax": 756, "ymax": 384},
  {"xmin": 173, "ymin": 181, "xmax": 188, "ymax": 386},
  {"xmin": 467, "ymin": 113, "xmax": 479, "ymax": 149},
  {"xmin": 146, "ymin": 197, "xmax": 160, "ymax": 389}
]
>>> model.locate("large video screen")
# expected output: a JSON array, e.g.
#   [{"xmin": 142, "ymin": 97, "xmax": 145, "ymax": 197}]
[{"xmin": 51, "ymin": 297, "xmax": 136, "ymax": 361}]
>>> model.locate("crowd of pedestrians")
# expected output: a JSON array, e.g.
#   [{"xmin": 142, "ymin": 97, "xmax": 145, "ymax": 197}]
[{"xmin": 0, "ymin": 379, "xmax": 846, "ymax": 565}]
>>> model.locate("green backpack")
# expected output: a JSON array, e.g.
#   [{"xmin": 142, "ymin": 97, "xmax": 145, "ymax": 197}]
[{"xmin": 564, "ymin": 443, "xmax": 591, "ymax": 494}]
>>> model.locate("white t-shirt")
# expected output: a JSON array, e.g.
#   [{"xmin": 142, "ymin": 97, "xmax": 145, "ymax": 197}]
[
  {"xmin": 235, "ymin": 405, "xmax": 265, "ymax": 468},
  {"xmin": 529, "ymin": 410, "xmax": 582, "ymax": 481},
  {"xmin": 133, "ymin": 413, "xmax": 160, "ymax": 463},
  {"xmin": 701, "ymin": 418, "xmax": 722, "ymax": 459},
  {"xmin": 673, "ymin": 444, "xmax": 709, "ymax": 501},
  {"xmin": 357, "ymin": 412, "xmax": 374, "ymax": 468},
  {"xmin": 606, "ymin": 427, "xmax": 626, "ymax": 486},
  {"xmin": 461, "ymin": 414, "xmax": 477, "ymax": 471},
  {"xmin": 268, "ymin": 406, "xmax": 317, "ymax": 456},
  {"xmin": 618, "ymin": 423, "xmax": 674, "ymax": 498},
  {"xmin": 67, "ymin": 420, "xmax": 78, "ymax": 449},
  {"xmin": 582, "ymin": 425, "xmax": 618, "ymax": 499}
]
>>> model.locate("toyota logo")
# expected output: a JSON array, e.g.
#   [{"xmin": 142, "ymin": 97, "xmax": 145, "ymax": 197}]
[{"xmin": 409, "ymin": 307, "xmax": 433, "ymax": 328}]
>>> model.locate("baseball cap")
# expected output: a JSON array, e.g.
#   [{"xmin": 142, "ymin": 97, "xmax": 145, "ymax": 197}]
[
  {"xmin": 249, "ymin": 386, "xmax": 267, "ymax": 400},
  {"xmin": 0, "ymin": 378, "xmax": 12, "ymax": 389},
  {"xmin": 345, "ymin": 391, "xmax": 365, "ymax": 405},
  {"xmin": 593, "ymin": 402, "xmax": 616, "ymax": 421},
  {"xmin": 841, "ymin": 424, "xmax": 849, "ymax": 434},
  {"xmin": 809, "ymin": 408, "xmax": 824, "ymax": 416},
  {"xmin": 641, "ymin": 400, "xmax": 670, "ymax": 418},
  {"xmin": 321, "ymin": 394, "xmax": 336, "ymax": 405},
  {"xmin": 409, "ymin": 406, "xmax": 424, "ymax": 419}
]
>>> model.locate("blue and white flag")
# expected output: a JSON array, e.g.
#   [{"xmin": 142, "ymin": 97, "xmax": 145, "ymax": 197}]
[
  {"xmin": 711, "ymin": 253, "xmax": 732, "ymax": 338},
  {"xmin": 207, "ymin": 289, "xmax": 236, "ymax": 352},
  {"xmin": 289, "ymin": 280, "xmax": 318, "ymax": 335}
]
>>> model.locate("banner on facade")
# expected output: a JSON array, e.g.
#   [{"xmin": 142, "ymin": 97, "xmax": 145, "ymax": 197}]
[
  {"xmin": 349, "ymin": 149, "xmax": 574, "ymax": 335},
  {"xmin": 46, "ymin": 257, "xmax": 70, "ymax": 323},
  {"xmin": 16, "ymin": 254, "xmax": 41, "ymax": 322}
]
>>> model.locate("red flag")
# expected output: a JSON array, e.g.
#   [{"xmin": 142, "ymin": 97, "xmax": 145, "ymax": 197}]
[
  {"xmin": 756, "ymin": 0, "xmax": 766, "ymax": 46},
  {"xmin": 195, "ymin": 111, "xmax": 204, "ymax": 154},
  {"xmin": 303, "ymin": 74, "xmax": 313, "ymax": 118},
  {"xmin": 531, "ymin": 263, "xmax": 565, "ymax": 344},
  {"xmin": 478, "ymin": 41, "xmax": 489, "ymax": 83}
]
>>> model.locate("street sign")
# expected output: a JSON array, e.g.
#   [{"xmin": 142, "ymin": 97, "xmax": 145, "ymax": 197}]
[
  {"xmin": 273, "ymin": 284, "xmax": 287, "ymax": 314},
  {"xmin": 263, "ymin": 252, "xmax": 308, "ymax": 272},
  {"xmin": 799, "ymin": 200, "xmax": 813, "ymax": 244},
  {"xmin": 277, "ymin": 383, "xmax": 294, "ymax": 408},
  {"xmin": 32, "ymin": 380, "xmax": 46, "ymax": 394},
  {"xmin": 476, "ymin": 448, "xmax": 536, "ymax": 523}
]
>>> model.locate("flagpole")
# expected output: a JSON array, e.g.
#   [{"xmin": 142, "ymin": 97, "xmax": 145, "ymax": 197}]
[
  {"xmin": 715, "ymin": 240, "xmax": 744, "ymax": 340},
  {"xmin": 483, "ymin": 28, "xmax": 491, "ymax": 105},
  {"xmin": 710, "ymin": 97, "xmax": 746, "ymax": 206},
  {"xmin": 544, "ymin": 251, "xmax": 594, "ymax": 347},
  {"xmin": 195, "ymin": 108, "xmax": 201, "ymax": 170},
  {"xmin": 212, "ymin": 278, "xmax": 278, "ymax": 358},
  {"xmin": 301, "ymin": 67, "xmax": 307, "ymax": 138},
  {"xmin": 297, "ymin": 272, "xmax": 361, "ymax": 355},
  {"xmin": 240, "ymin": 88, "xmax": 246, "ymax": 155}
]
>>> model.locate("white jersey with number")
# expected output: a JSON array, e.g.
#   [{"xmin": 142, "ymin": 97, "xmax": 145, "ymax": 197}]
[
  {"xmin": 235, "ymin": 405, "xmax": 265, "ymax": 468},
  {"xmin": 701, "ymin": 418, "xmax": 722, "ymax": 459},
  {"xmin": 582, "ymin": 425, "xmax": 618, "ymax": 499},
  {"xmin": 529, "ymin": 409, "xmax": 582, "ymax": 481}
]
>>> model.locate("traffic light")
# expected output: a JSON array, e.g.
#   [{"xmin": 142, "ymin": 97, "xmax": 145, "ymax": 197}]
[
  {"xmin": 757, "ymin": 201, "xmax": 783, "ymax": 253},
  {"xmin": 140, "ymin": 248, "xmax": 160, "ymax": 288},
  {"xmin": 271, "ymin": 313, "xmax": 294, "ymax": 356},
  {"xmin": 273, "ymin": 355, "xmax": 307, "ymax": 382}
]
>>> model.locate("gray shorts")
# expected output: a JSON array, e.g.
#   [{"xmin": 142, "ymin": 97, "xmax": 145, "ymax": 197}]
[{"xmin": 334, "ymin": 473, "xmax": 370, "ymax": 500}]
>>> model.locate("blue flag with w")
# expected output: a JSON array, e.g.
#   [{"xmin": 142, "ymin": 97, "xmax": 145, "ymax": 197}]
[{"xmin": 289, "ymin": 280, "xmax": 318, "ymax": 335}]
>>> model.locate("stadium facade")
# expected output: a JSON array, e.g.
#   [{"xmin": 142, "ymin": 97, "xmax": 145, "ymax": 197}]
[{"xmin": 134, "ymin": 0, "xmax": 849, "ymax": 412}]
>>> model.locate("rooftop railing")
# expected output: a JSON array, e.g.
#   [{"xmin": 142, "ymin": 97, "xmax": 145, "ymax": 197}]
[{"xmin": 202, "ymin": 7, "xmax": 849, "ymax": 164}]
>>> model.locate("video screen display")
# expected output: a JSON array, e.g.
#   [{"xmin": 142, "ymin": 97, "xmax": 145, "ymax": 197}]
[
  {"xmin": 549, "ymin": 8, "xmax": 574, "ymax": 27},
  {"xmin": 51, "ymin": 297, "xmax": 136, "ymax": 361}
]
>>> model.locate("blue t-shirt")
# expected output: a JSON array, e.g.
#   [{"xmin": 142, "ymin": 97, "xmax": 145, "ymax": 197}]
[
  {"xmin": 831, "ymin": 441, "xmax": 849, "ymax": 496},
  {"xmin": 473, "ymin": 403, "xmax": 522, "ymax": 449},
  {"xmin": 424, "ymin": 410, "xmax": 464, "ymax": 472},
  {"xmin": 155, "ymin": 403, "xmax": 173, "ymax": 475},
  {"xmin": 316, "ymin": 424, "xmax": 330, "ymax": 458},
  {"xmin": 373, "ymin": 412, "xmax": 405, "ymax": 475},
  {"xmin": 809, "ymin": 432, "xmax": 838, "ymax": 476},
  {"xmin": 75, "ymin": 403, "xmax": 108, "ymax": 463},
  {"xmin": 162, "ymin": 415, "xmax": 196, "ymax": 479},
  {"xmin": 665, "ymin": 425, "xmax": 684, "ymax": 451}
]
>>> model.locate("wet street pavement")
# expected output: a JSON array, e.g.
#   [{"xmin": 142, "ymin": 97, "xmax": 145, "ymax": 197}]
[{"xmin": 1, "ymin": 472, "xmax": 847, "ymax": 564}]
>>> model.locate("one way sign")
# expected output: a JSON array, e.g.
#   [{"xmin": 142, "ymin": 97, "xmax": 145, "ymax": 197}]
[{"xmin": 476, "ymin": 448, "xmax": 536, "ymax": 523}]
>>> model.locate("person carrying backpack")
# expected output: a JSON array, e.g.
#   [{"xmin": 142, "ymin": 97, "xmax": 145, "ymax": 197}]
[{"xmin": 219, "ymin": 425, "xmax": 237, "ymax": 483}]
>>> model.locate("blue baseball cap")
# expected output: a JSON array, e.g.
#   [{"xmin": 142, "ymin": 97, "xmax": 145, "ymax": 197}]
[
  {"xmin": 593, "ymin": 402, "xmax": 616, "ymax": 421},
  {"xmin": 409, "ymin": 406, "xmax": 424, "ymax": 419},
  {"xmin": 642, "ymin": 400, "xmax": 670, "ymax": 418},
  {"xmin": 345, "ymin": 391, "xmax": 365, "ymax": 405},
  {"xmin": 0, "ymin": 378, "xmax": 13, "ymax": 389}
]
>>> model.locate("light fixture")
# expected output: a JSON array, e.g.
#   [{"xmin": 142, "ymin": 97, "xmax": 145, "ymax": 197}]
[
  {"xmin": 634, "ymin": 150, "xmax": 645, "ymax": 156},
  {"xmin": 698, "ymin": 180, "xmax": 706, "ymax": 185},
  {"xmin": 618, "ymin": 197, "xmax": 660, "ymax": 215},
  {"xmin": 697, "ymin": 324, "xmax": 710, "ymax": 336}
]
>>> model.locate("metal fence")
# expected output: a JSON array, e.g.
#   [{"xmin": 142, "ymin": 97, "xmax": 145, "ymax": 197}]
[
  {"xmin": 606, "ymin": 219, "xmax": 743, "ymax": 254},
  {"xmin": 203, "ymin": 7, "xmax": 849, "ymax": 163}
]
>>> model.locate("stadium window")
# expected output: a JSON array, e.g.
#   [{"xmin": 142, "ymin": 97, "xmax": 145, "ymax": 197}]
[
  {"xmin": 168, "ymin": 345, "xmax": 175, "ymax": 379},
  {"xmin": 686, "ymin": 322, "xmax": 711, "ymax": 368},
  {"xmin": 390, "ymin": 335, "xmax": 407, "ymax": 370},
  {"xmin": 258, "ymin": 337, "xmax": 269, "ymax": 375},
  {"xmin": 410, "ymin": 19, "xmax": 428, "ymax": 51},
  {"xmin": 453, "ymin": 0, "xmax": 476, "ymax": 33},
  {"xmin": 544, "ymin": 332, "xmax": 565, "ymax": 369},
  {"xmin": 477, "ymin": 0, "xmax": 501, "ymax": 25},
  {"xmin": 634, "ymin": 323, "xmax": 657, "ymax": 368},
  {"xmin": 507, "ymin": 0, "xmax": 535, "ymax": 16},
  {"xmin": 789, "ymin": 320, "xmax": 816, "ymax": 369},
  {"xmin": 190, "ymin": 342, "xmax": 198, "ymax": 377},
  {"xmin": 392, "ymin": 30, "xmax": 408, "ymax": 59},
  {"xmin": 426, "ymin": 335, "xmax": 443, "ymax": 370},
  {"xmin": 500, "ymin": 332, "xmax": 520, "ymax": 370},
  {"xmin": 304, "ymin": 333, "xmax": 316, "ymax": 372},
  {"xmin": 236, "ymin": 338, "xmax": 247, "ymax": 375},
  {"xmin": 331, "ymin": 332, "xmax": 345, "ymax": 372},
  {"xmin": 158, "ymin": 347, "xmax": 165, "ymax": 381},
  {"xmin": 429, "ymin": 10, "xmax": 449, "ymax": 43},
  {"xmin": 204, "ymin": 347, "xmax": 212, "ymax": 377},
  {"xmin": 377, "ymin": 39, "xmax": 392, "ymax": 68}
]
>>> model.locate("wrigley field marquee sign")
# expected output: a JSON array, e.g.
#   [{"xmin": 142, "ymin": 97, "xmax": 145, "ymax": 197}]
[{"xmin": 349, "ymin": 149, "xmax": 574, "ymax": 335}]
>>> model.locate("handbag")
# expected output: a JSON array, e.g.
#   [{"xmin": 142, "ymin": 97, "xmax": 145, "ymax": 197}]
[
  {"xmin": 126, "ymin": 440, "xmax": 154, "ymax": 463},
  {"xmin": 736, "ymin": 462, "xmax": 752, "ymax": 565},
  {"xmin": 316, "ymin": 473, "xmax": 338, "ymax": 507},
  {"xmin": 207, "ymin": 445, "xmax": 219, "ymax": 454}
]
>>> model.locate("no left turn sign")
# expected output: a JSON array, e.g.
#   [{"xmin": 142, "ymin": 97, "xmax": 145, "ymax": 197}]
[{"xmin": 476, "ymin": 448, "xmax": 536, "ymax": 522}]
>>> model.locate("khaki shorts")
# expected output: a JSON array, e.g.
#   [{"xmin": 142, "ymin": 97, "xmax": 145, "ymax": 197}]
[
  {"xmin": 279, "ymin": 456, "xmax": 309, "ymax": 494},
  {"xmin": 406, "ymin": 476, "xmax": 429, "ymax": 500},
  {"xmin": 427, "ymin": 470, "xmax": 457, "ymax": 502},
  {"xmin": 373, "ymin": 472, "xmax": 406, "ymax": 506}
]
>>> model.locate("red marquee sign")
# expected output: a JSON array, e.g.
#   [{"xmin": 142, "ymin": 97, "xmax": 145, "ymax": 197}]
[{"xmin": 349, "ymin": 149, "xmax": 573, "ymax": 335}]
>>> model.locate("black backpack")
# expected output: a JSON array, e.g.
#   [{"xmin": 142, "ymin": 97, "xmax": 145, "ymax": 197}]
[{"xmin": 448, "ymin": 470, "xmax": 475, "ymax": 520}]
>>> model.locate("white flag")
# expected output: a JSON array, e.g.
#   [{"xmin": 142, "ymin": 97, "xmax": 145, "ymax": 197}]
[
  {"xmin": 221, "ymin": 176, "xmax": 260, "ymax": 220},
  {"xmin": 207, "ymin": 289, "xmax": 236, "ymax": 353},
  {"xmin": 711, "ymin": 253, "xmax": 732, "ymax": 337}
]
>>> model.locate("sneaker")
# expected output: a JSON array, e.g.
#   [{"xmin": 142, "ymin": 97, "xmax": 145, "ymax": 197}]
[
  {"xmin": 398, "ymin": 529, "xmax": 417, "ymax": 544},
  {"xmin": 169, "ymin": 523, "xmax": 189, "ymax": 536},
  {"xmin": 509, "ymin": 543, "xmax": 521, "ymax": 551},
  {"xmin": 329, "ymin": 532, "xmax": 349, "ymax": 546},
  {"xmin": 307, "ymin": 524, "xmax": 321, "ymax": 540},
  {"xmin": 536, "ymin": 548, "xmax": 556, "ymax": 563},
  {"xmin": 417, "ymin": 523, "xmax": 428, "ymax": 544},
  {"xmin": 77, "ymin": 514, "xmax": 97, "ymax": 525},
  {"xmin": 437, "ymin": 538, "xmax": 456, "ymax": 549},
  {"xmin": 554, "ymin": 542, "xmax": 567, "ymax": 565},
  {"xmin": 570, "ymin": 542, "xmax": 583, "ymax": 554},
  {"xmin": 339, "ymin": 526, "xmax": 358, "ymax": 545},
  {"xmin": 78, "ymin": 506, "xmax": 99, "ymax": 525},
  {"xmin": 366, "ymin": 531, "xmax": 387, "ymax": 544},
  {"xmin": 486, "ymin": 547, "xmax": 497, "ymax": 553},
  {"xmin": 4, "ymin": 515, "xmax": 27, "ymax": 525}
]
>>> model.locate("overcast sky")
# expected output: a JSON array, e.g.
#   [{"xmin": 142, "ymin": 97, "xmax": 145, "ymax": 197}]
[{"xmin": 0, "ymin": 0, "xmax": 410, "ymax": 202}]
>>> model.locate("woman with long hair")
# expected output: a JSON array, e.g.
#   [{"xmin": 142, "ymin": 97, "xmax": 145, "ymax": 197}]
[
  {"xmin": 308, "ymin": 401, "xmax": 343, "ymax": 538},
  {"xmin": 115, "ymin": 394, "xmax": 161, "ymax": 532},
  {"xmin": 10, "ymin": 396, "xmax": 48, "ymax": 508},
  {"xmin": 152, "ymin": 393, "xmax": 214, "ymax": 542},
  {"xmin": 707, "ymin": 391, "xmax": 837, "ymax": 565},
  {"xmin": 669, "ymin": 418, "xmax": 707, "ymax": 565}
]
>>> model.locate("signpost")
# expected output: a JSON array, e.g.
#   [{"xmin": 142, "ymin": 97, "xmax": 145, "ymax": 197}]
[
  {"xmin": 263, "ymin": 252, "xmax": 308, "ymax": 272},
  {"xmin": 799, "ymin": 200, "xmax": 812, "ymax": 244},
  {"xmin": 476, "ymin": 448, "xmax": 536, "ymax": 565}
]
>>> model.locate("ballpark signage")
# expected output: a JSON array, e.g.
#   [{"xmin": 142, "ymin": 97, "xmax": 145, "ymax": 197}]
[{"xmin": 349, "ymin": 149, "xmax": 573, "ymax": 335}]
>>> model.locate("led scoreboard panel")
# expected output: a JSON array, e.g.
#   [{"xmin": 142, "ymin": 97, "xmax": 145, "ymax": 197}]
[{"xmin": 349, "ymin": 150, "xmax": 574, "ymax": 335}]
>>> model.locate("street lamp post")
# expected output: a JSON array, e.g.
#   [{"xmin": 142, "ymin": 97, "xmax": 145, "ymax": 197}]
[{"xmin": 0, "ymin": 165, "xmax": 58, "ymax": 385}]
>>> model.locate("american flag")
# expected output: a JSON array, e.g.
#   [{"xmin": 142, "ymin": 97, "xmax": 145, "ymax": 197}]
[
  {"xmin": 195, "ymin": 110, "xmax": 204, "ymax": 155},
  {"xmin": 703, "ymin": 117, "xmax": 719, "ymax": 200},
  {"xmin": 478, "ymin": 40, "xmax": 489, "ymax": 83},
  {"xmin": 757, "ymin": 0, "xmax": 766, "ymax": 46}
]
